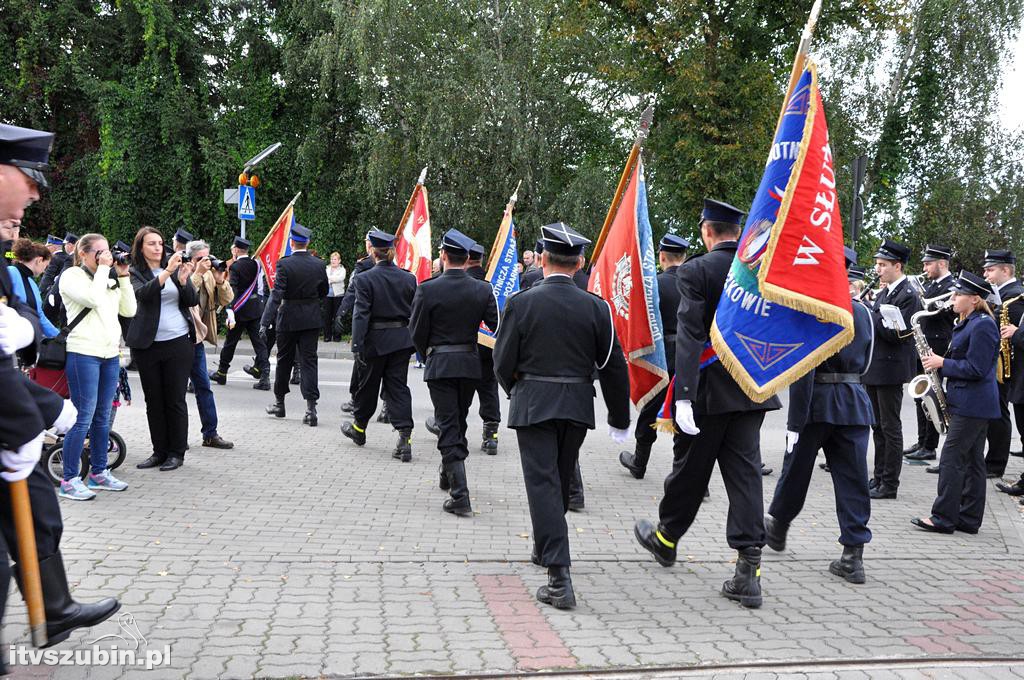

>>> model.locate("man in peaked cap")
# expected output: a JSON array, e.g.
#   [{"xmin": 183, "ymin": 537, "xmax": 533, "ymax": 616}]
[
  {"xmin": 619, "ymin": 233, "xmax": 689, "ymax": 480},
  {"xmin": 341, "ymin": 229, "xmax": 418, "ymax": 460},
  {"xmin": 39, "ymin": 232, "xmax": 77, "ymax": 297},
  {"xmin": 634, "ymin": 198, "xmax": 780, "ymax": 609},
  {"xmin": 213, "ymin": 236, "xmax": 272, "ymax": 390},
  {"xmin": 861, "ymin": 238, "xmax": 922, "ymax": 498},
  {"xmin": 262, "ymin": 223, "xmax": 328, "ymax": 426},
  {"xmin": 494, "ymin": 221, "xmax": 630, "ymax": 610},
  {"xmin": 410, "ymin": 229, "xmax": 498, "ymax": 514}
]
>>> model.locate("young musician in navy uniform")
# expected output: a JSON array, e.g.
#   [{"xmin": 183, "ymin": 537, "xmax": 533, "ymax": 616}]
[
  {"xmin": 912, "ymin": 271, "xmax": 1000, "ymax": 533},
  {"xmin": 765, "ymin": 247, "xmax": 875, "ymax": 583},
  {"xmin": 904, "ymin": 245, "xmax": 956, "ymax": 464},
  {"xmin": 634, "ymin": 199, "xmax": 781, "ymax": 609},
  {"xmin": 494, "ymin": 222, "xmax": 630, "ymax": 609},
  {"xmin": 619, "ymin": 234, "xmax": 688, "ymax": 479},
  {"xmin": 341, "ymin": 230, "xmax": 418, "ymax": 460},
  {"xmin": 467, "ymin": 243, "xmax": 502, "ymax": 453},
  {"xmin": 211, "ymin": 236, "xmax": 272, "ymax": 390},
  {"xmin": 262, "ymin": 224, "xmax": 329, "ymax": 426},
  {"xmin": 980, "ymin": 250, "xmax": 1023, "ymax": 479},
  {"xmin": 411, "ymin": 230, "xmax": 499, "ymax": 515},
  {"xmin": 862, "ymin": 239, "xmax": 922, "ymax": 499}
]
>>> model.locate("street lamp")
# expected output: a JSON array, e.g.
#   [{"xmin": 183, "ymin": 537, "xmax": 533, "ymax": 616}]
[{"xmin": 233, "ymin": 142, "xmax": 281, "ymax": 239}]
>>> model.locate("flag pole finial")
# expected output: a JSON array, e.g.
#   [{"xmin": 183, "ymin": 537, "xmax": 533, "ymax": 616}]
[
  {"xmin": 636, "ymin": 105, "xmax": 654, "ymax": 147},
  {"xmin": 417, "ymin": 166, "xmax": 428, "ymax": 185},
  {"xmin": 509, "ymin": 179, "xmax": 523, "ymax": 205}
]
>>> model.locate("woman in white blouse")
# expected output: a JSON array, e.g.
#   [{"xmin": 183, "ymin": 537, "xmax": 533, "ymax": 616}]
[{"xmin": 323, "ymin": 251, "xmax": 346, "ymax": 342}]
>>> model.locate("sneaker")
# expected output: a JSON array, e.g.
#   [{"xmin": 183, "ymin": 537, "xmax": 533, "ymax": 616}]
[
  {"xmin": 59, "ymin": 478, "xmax": 97, "ymax": 501},
  {"xmin": 87, "ymin": 470, "xmax": 128, "ymax": 492}
]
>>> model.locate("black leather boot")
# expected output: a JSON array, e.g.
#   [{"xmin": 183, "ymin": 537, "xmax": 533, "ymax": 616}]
[
  {"xmin": 303, "ymin": 400, "xmax": 318, "ymax": 427},
  {"xmin": 340, "ymin": 400, "xmax": 355, "ymax": 414},
  {"xmin": 243, "ymin": 364, "xmax": 261, "ymax": 379},
  {"xmin": 438, "ymin": 463, "xmax": 450, "ymax": 491},
  {"xmin": 208, "ymin": 369, "xmax": 227, "ymax": 385},
  {"xmin": 392, "ymin": 429, "xmax": 412, "ymax": 462},
  {"xmin": 16, "ymin": 551, "xmax": 121, "ymax": 648},
  {"xmin": 252, "ymin": 376, "xmax": 270, "ymax": 391},
  {"xmin": 481, "ymin": 421, "xmax": 499, "ymax": 454},
  {"xmin": 633, "ymin": 519, "xmax": 676, "ymax": 567},
  {"xmin": 340, "ymin": 421, "xmax": 367, "ymax": 446},
  {"xmin": 266, "ymin": 398, "xmax": 286, "ymax": 418},
  {"xmin": 443, "ymin": 460, "xmax": 472, "ymax": 516},
  {"xmin": 618, "ymin": 441, "xmax": 652, "ymax": 479},
  {"xmin": 721, "ymin": 547, "xmax": 762, "ymax": 608},
  {"xmin": 377, "ymin": 405, "xmax": 390, "ymax": 424},
  {"xmin": 536, "ymin": 566, "xmax": 576, "ymax": 609},
  {"xmin": 829, "ymin": 544, "xmax": 865, "ymax": 584},
  {"xmin": 764, "ymin": 514, "xmax": 788, "ymax": 552}
]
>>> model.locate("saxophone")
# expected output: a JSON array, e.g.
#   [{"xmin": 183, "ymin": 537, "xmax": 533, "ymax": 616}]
[
  {"xmin": 906, "ymin": 305, "xmax": 951, "ymax": 435},
  {"xmin": 998, "ymin": 295, "xmax": 1024, "ymax": 384}
]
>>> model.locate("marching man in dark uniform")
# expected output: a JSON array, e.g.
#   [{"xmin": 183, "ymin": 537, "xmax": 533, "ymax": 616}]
[
  {"xmin": 904, "ymin": 244, "xmax": 955, "ymax": 464},
  {"xmin": 467, "ymin": 243, "xmax": 502, "ymax": 453},
  {"xmin": 862, "ymin": 239, "xmax": 922, "ymax": 498},
  {"xmin": 494, "ymin": 222, "xmax": 630, "ymax": 610},
  {"xmin": 410, "ymin": 230, "xmax": 498, "ymax": 515},
  {"xmin": 211, "ymin": 236, "xmax": 272, "ymax": 390},
  {"xmin": 765, "ymin": 247, "xmax": 875, "ymax": 583},
  {"xmin": 341, "ymin": 230, "xmax": 418, "ymax": 460},
  {"xmin": 634, "ymin": 199, "xmax": 781, "ymax": 609},
  {"xmin": 913, "ymin": 271, "xmax": 1000, "ymax": 533},
  {"xmin": 619, "ymin": 233, "xmax": 688, "ymax": 479},
  {"xmin": 262, "ymin": 224, "xmax": 328, "ymax": 426}
]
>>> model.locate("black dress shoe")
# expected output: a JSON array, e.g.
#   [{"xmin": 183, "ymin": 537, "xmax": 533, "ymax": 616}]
[
  {"xmin": 869, "ymin": 485, "xmax": 897, "ymax": 500},
  {"xmin": 955, "ymin": 524, "xmax": 980, "ymax": 535},
  {"xmin": 903, "ymin": 443, "xmax": 923, "ymax": 457},
  {"xmin": 340, "ymin": 422, "xmax": 366, "ymax": 446},
  {"xmin": 926, "ymin": 464, "xmax": 940, "ymax": 474},
  {"xmin": 568, "ymin": 495, "xmax": 585, "ymax": 512},
  {"xmin": 136, "ymin": 454, "xmax": 165, "ymax": 469},
  {"xmin": 911, "ymin": 517, "xmax": 953, "ymax": 534},
  {"xmin": 996, "ymin": 481, "xmax": 1024, "ymax": 496},
  {"xmin": 905, "ymin": 448, "xmax": 937, "ymax": 462},
  {"xmin": 761, "ymin": 464, "xmax": 773, "ymax": 476},
  {"xmin": 159, "ymin": 457, "xmax": 183, "ymax": 471},
  {"xmin": 202, "ymin": 435, "xmax": 234, "ymax": 449},
  {"xmin": 634, "ymin": 519, "xmax": 676, "ymax": 567}
]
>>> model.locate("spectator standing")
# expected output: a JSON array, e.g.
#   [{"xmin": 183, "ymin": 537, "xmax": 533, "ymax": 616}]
[{"xmin": 324, "ymin": 251, "xmax": 346, "ymax": 342}]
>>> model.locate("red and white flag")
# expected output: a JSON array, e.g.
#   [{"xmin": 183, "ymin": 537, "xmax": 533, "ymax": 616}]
[{"xmin": 395, "ymin": 167, "xmax": 432, "ymax": 282}]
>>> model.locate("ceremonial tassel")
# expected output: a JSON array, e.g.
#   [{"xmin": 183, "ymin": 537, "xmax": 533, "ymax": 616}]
[{"xmin": 653, "ymin": 376, "xmax": 677, "ymax": 434}]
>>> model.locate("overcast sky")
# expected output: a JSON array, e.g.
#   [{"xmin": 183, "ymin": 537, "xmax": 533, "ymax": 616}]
[{"xmin": 1000, "ymin": 31, "xmax": 1024, "ymax": 131}]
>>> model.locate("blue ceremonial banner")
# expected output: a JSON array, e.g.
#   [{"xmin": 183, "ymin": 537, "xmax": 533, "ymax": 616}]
[{"xmin": 478, "ymin": 200, "xmax": 519, "ymax": 348}]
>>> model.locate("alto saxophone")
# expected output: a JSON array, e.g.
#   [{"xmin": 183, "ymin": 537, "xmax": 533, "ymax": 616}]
[
  {"xmin": 907, "ymin": 305, "xmax": 951, "ymax": 435},
  {"xmin": 999, "ymin": 295, "xmax": 1024, "ymax": 384}
]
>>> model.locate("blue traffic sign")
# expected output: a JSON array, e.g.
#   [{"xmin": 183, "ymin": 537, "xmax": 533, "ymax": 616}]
[{"xmin": 238, "ymin": 185, "xmax": 256, "ymax": 220}]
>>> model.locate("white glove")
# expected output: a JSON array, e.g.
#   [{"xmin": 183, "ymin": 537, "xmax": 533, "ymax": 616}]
[
  {"xmin": 674, "ymin": 400, "xmax": 699, "ymax": 435},
  {"xmin": 0, "ymin": 303, "xmax": 35, "ymax": 355},
  {"xmin": 608, "ymin": 424, "xmax": 630, "ymax": 444},
  {"xmin": 51, "ymin": 400, "xmax": 78, "ymax": 435},
  {"xmin": 786, "ymin": 430, "xmax": 800, "ymax": 453},
  {"xmin": 1, "ymin": 432, "xmax": 44, "ymax": 482},
  {"xmin": 225, "ymin": 308, "xmax": 236, "ymax": 329}
]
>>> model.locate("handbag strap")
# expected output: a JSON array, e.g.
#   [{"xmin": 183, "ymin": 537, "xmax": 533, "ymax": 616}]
[{"xmin": 63, "ymin": 307, "xmax": 92, "ymax": 335}]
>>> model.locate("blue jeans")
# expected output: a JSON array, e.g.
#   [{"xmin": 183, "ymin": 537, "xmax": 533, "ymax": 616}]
[
  {"xmin": 191, "ymin": 342, "xmax": 218, "ymax": 439},
  {"xmin": 64, "ymin": 352, "xmax": 119, "ymax": 480}
]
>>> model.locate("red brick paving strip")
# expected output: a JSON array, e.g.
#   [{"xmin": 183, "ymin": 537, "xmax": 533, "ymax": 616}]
[{"xmin": 474, "ymin": 574, "xmax": 577, "ymax": 671}]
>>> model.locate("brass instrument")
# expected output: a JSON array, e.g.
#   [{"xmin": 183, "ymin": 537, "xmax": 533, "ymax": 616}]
[
  {"xmin": 998, "ymin": 295, "xmax": 1024, "ymax": 384},
  {"xmin": 907, "ymin": 305, "xmax": 952, "ymax": 435}
]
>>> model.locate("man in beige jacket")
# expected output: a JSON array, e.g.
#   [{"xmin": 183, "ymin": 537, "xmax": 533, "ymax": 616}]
[{"xmin": 187, "ymin": 239, "xmax": 234, "ymax": 449}]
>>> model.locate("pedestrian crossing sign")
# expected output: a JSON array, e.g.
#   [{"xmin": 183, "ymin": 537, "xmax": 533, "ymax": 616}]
[{"xmin": 238, "ymin": 185, "xmax": 256, "ymax": 220}]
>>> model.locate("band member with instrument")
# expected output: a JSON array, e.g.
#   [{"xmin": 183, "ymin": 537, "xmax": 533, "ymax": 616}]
[{"xmin": 912, "ymin": 271, "xmax": 999, "ymax": 533}]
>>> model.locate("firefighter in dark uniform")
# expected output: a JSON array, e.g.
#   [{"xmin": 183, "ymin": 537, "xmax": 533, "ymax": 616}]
[
  {"xmin": 411, "ymin": 230, "xmax": 499, "ymax": 515},
  {"xmin": 634, "ymin": 199, "xmax": 781, "ymax": 609},
  {"xmin": 494, "ymin": 222, "xmax": 630, "ymax": 610},
  {"xmin": 467, "ymin": 243, "xmax": 502, "ymax": 453},
  {"xmin": 913, "ymin": 271, "xmax": 1000, "ymax": 533},
  {"xmin": 904, "ymin": 244, "xmax": 956, "ymax": 464},
  {"xmin": 765, "ymin": 247, "xmax": 875, "ymax": 583},
  {"xmin": 862, "ymin": 239, "xmax": 922, "ymax": 498},
  {"xmin": 38, "ymin": 232, "xmax": 76, "ymax": 297},
  {"xmin": 519, "ymin": 239, "xmax": 545, "ymax": 290},
  {"xmin": 0, "ymin": 123, "xmax": 120, "ymax": 659},
  {"xmin": 619, "ymin": 233, "xmax": 688, "ymax": 479},
  {"xmin": 341, "ymin": 230, "xmax": 418, "ymax": 459},
  {"xmin": 211, "ymin": 236, "xmax": 272, "ymax": 389},
  {"xmin": 262, "ymin": 224, "xmax": 328, "ymax": 426}
]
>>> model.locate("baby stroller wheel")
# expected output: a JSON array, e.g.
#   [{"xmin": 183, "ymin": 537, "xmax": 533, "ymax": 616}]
[
  {"xmin": 106, "ymin": 431, "xmax": 128, "ymax": 470},
  {"xmin": 45, "ymin": 444, "xmax": 89, "ymax": 486}
]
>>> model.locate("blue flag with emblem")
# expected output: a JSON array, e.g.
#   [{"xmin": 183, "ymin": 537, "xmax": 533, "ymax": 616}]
[{"xmin": 478, "ymin": 187, "xmax": 521, "ymax": 348}]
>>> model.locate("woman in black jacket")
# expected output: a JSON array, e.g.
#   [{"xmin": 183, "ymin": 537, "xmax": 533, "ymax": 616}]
[{"xmin": 126, "ymin": 226, "xmax": 198, "ymax": 471}]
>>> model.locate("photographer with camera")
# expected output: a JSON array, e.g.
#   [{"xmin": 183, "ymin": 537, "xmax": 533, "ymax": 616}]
[
  {"xmin": 56, "ymin": 234, "xmax": 137, "ymax": 500},
  {"xmin": 185, "ymin": 239, "xmax": 234, "ymax": 450},
  {"xmin": 127, "ymin": 226, "xmax": 199, "ymax": 472}
]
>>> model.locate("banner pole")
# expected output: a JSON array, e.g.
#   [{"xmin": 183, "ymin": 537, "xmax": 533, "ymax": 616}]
[
  {"xmin": 396, "ymin": 166, "xmax": 428, "ymax": 236},
  {"xmin": 253, "ymin": 192, "xmax": 301, "ymax": 259},
  {"xmin": 772, "ymin": 0, "xmax": 823, "ymax": 139},
  {"xmin": 487, "ymin": 180, "xmax": 522, "ymax": 268}
]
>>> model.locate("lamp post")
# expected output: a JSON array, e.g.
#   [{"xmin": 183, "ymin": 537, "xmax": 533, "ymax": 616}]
[{"xmin": 235, "ymin": 142, "xmax": 281, "ymax": 239}]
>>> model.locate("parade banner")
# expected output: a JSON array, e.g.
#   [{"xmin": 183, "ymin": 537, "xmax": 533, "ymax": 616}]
[
  {"xmin": 395, "ymin": 168, "xmax": 433, "ymax": 283},
  {"xmin": 478, "ymin": 185, "xmax": 520, "ymax": 349},
  {"xmin": 253, "ymin": 196, "xmax": 297, "ymax": 290},
  {"xmin": 710, "ymin": 61, "xmax": 853, "ymax": 401},
  {"xmin": 588, "ymin": 158, "xmax": 669, "ymax": 409}
]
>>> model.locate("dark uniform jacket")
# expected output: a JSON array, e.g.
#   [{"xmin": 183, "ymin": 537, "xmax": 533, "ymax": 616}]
[
  {"xmin": 520, "ymin": 267, "xmax": 542, "ymax": 291},
  {"xmin": 994, "ymin": 279, "xmax": 1024, "ymax": 402},
  {"xmin": 410, "ymin": 269, "xmax": 498, "ymax": 381},
  {"xmin": 228, "ymin": 256, "xmax": 264, "ymax": 322},
  {"xmin": 674, "ymin": 241, "xmax": 782, "ymax": 415},
  {"xmin": 467, "ymin": 265, "xmax": 486, "ymax": 281},
  {"xmin": 941, "ymin": 310, "xmax": 1000, "ymax": 420},
  {"xmin": 493, "ymin": 275, "xmax": 630, "ymax": 430},
  {"xmin": 918, "ymin": 273, "xmax": 956, "ymax": 355},
  {"xmin": 39, "ymin": 249, "xmax": 71, "ymax": 296},
  {"xmin": 787, "ymin": 299, "xmax": 875, "ymax": 431},
  {"xmin": 862, "ymin": 276, "xmax": 923, "ymax": 386},
  {"xmin": 261, "ymin": 251, "xmax": 328, "ymax": 333},
  {"xmin": 126, "ymin": 264, "xmax": 199, "ymax": 349},
  {"xmin": 350, "ymin": 260, "xmax": 417, "ymax": 358},
  {"xmin": 339, "ymin": 255, "xmax": 374, "ymax": 319},
  {"xmin": 659, "ymin": 265, "xmax": 681, "ymax": 371}
]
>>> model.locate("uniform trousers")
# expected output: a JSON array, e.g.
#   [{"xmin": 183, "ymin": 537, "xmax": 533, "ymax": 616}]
[
  {"xmin": 428, "ymin": 378, "xmax": 477, "ymax": 465},
  {"xmin": 659, "ymin": 410, "xmax": 766, "ymax": 549},
  {"xmin": 768, "ymin": 423, "xmax": 872, "ymax": 546},
  {"xmin": 218, "ymin": 318, "xmax": 270, "ymax": 375},
  {"xmin": 985, "ymin": 380, "xmax": 1011, "ymax": 476},
  {"xmin": 932, "ymin": 415, "xmax": 988, "ymax": 531},
  {"xmin": 516, "ymin": 420, "xmax": 588, "ymax": 567},
  {"xmin": 353, "ymin": 350, "xmax": 413, "ymax": 430},
  {"xmin": 274, "ymin": 328, "xmax": 320, "ymax": 401},
  {"xmin": 867, "ymin": 384, "xmax": 904, "ymax": 488},
  {"xmin": 475, "ymin": 347, "xmax": 501, "ymax": 423}
]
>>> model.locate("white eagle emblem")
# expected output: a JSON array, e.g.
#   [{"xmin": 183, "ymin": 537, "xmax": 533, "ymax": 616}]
[{"xmin": 611, "ymin": 253, "xmax": 632, "ymax": 319}]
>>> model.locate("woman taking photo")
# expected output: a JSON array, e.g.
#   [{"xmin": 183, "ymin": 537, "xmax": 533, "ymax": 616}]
[
  {"xmin": 324, "ymin": 251, "xmax": 346, "ymax": 341},
  {"xmin": 126, "ymin": 226, "xmax": 198, "ymax": 472},
  {"xmin": 57, "ymin": 233, "xmax": 137, "ymax": 500},
  {"xmin": 912, "ymin": 270, "xmax": 999, "ymax": 534}
]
